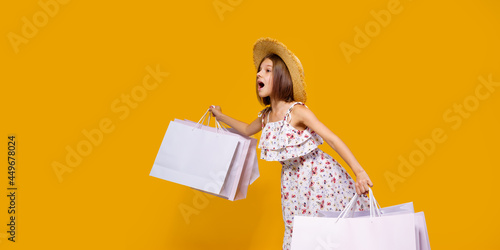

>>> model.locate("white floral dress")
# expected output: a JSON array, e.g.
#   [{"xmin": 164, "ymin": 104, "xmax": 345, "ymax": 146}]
[{"xmin": 258, "ymin": 102, "xmax": 370, "ymax": 250}]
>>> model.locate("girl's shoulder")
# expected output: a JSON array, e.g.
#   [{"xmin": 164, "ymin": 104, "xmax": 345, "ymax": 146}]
[
  {"xmin": 287, "ymin": 102, "xmax": 312, "ymax": 125},
  {"xmin": 291, "ymin": 101, "xmax": 308, "ymax": 109},
  {"xmin": 288, "ymin": 102, "xmax": 310, "ymax": 115}
]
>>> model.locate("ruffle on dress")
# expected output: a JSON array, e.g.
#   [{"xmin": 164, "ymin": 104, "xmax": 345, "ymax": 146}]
[{"xmin": 258, "ymin": 120, "xmax": 324, "ymax": 161}]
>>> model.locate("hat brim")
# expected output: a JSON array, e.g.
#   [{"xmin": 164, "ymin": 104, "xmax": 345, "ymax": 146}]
[{"xmin": 253, "ymin": 37, "xmax": 307, "ymax": 103}]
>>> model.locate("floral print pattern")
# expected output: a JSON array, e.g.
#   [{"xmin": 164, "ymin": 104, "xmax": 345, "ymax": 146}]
[
  {"xmin": 258, "ymin": 105, "xmax": 324, "ymax": 161},
  {"xmin": 258, "ymin": 102, "xmax": 370, "ymax": 250}
]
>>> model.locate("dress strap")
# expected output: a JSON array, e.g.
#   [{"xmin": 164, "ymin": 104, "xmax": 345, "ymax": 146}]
[
  {"xmin": 258, "ymin": 107, "xmax": 271, "ymax": 128},
  {"xmin": 284, "ymin": 102, "xmax": 306, "ymax": 123},
  {"xmin": 261, "ymin": 112, "xmax": 265, "ymax": 128}
]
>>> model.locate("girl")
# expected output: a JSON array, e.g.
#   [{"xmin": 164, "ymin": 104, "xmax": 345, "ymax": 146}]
[{"xmin": 209, "ymin": 37, "xmax": 373, "ymax": 250}]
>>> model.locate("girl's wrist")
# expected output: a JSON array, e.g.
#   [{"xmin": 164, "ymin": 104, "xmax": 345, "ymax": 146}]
[
  {"xmin": 217, "ymin": 113, "xmax": 227, "ymax": 123},
  {"xmin": 353, "ymin": 169, "xmax": 366, "ymax": 177}
]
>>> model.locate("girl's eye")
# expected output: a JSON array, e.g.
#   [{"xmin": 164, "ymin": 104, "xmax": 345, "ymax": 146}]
[{"xmin": 266, "ymin": 69, "xmax": 271, "ymax": 72}]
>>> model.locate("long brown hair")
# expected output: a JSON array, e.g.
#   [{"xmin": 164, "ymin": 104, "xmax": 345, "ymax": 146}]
[{"xmin": 256, "ymin": 53, "xmax": 294, "ymax": 108}]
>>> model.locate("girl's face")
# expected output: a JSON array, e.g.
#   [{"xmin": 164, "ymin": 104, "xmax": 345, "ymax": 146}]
[{"xmin": 257, "ymin": 58, "xmax": 273, "ymax": 98}]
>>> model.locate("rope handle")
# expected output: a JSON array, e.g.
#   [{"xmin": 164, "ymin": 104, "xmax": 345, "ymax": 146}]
[
  {"xmin": 191, "ymin": 106, "xmax": 229, "ymax": 134},
  {"xmin": 335, "ymin": 187, "xmax": 382, "ymax": 223}
]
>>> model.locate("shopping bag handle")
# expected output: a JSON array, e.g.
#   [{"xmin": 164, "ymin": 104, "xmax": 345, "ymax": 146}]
[
  {"xmin": 212, "ymin": 113, "xmax": 229, "ymax": 133},
  {"xmin": 207, "ymin": 105, "xmax": 230, "ymax": 132},
  {"xmin": 209, "ymin": 110, "xmax": 230, "ymax": 133},
  {"xmin": 192, "ymin": 107, "xmax": 229, "ymax": 134},
  {"xmin": 335, "ymin": 188, "xmax": 382, "ymax": 222},
  {"xmin": 215, "ymin": 118, "xmax": 230, "ymax": 130}
]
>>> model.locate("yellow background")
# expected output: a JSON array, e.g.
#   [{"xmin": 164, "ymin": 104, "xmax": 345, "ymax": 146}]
[{"xmin": 1, "ymin": 0, "xmax": 500, "ymax": 249}]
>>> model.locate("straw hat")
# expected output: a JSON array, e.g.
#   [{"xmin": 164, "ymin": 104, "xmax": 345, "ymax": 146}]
[{"xmin": 253, "ymin": 37, "xmax": 307, "ymax": 103}]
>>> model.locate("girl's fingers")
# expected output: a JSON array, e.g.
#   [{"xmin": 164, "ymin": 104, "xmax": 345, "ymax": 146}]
[{"xmin": 356, "ymin": 178, "xmax": 373, "ymax": 195}]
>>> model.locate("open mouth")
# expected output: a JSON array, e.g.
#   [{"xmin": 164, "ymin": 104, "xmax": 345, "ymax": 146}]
[{"xmin": 258, "ymin": 82, "xmax": 265, "ymax": 89}]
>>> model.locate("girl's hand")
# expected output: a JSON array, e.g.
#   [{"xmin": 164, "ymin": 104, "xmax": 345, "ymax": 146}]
[
  {"xmin": 208, "ymin": 105, "xmax": 223, "ymax": 118},
  {"xmin": 354, "ymin": 171, "xmax": 373, "ymax": 195}
]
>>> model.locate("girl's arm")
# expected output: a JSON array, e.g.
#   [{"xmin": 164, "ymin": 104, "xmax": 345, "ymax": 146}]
[
  {"xmin": 293, "ymin": 105, "xmax": 374, "ymax": 195},
  {"xmin": 208, "ymin": 106, "xmax": 262, "ymax": 137}
]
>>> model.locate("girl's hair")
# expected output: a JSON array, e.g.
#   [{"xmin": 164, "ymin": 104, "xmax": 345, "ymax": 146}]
[{"xmin": 256, "ymin": 53, "xmax": 294, "ymax": 107}]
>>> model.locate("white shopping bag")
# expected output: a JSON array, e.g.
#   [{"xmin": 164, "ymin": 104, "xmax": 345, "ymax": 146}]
[
  {"xmin": 291, "ymin": 188, "xmax": 419, "ymax": 250},
  {"xmin": 150, "ymin": 109, "xmax": 240, "ymax": 194},
  {"xmin": 316, "ymin": 192, "xmax": 431, "ymax": 250},
  {"xmin": 415, "ymin": 212, "xmax": 431, "ymax": 250},
  {"xmin": 224, "ymin": 126, "xmax": 259, "ymax": 200},
  {"xmin": 317, "ymin": 202, "xmax": 414, "ymax": 218},
  {"xmin": 184, "ymin": 115, "xmax": 260, "ymax": 200},
  {"xmin": 177, "ymin": 114, "xmax": 257, "ymax": 201},
  {"xmin": 292, "ymin": 214, "xmax": 416, "ymax": 250}
]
